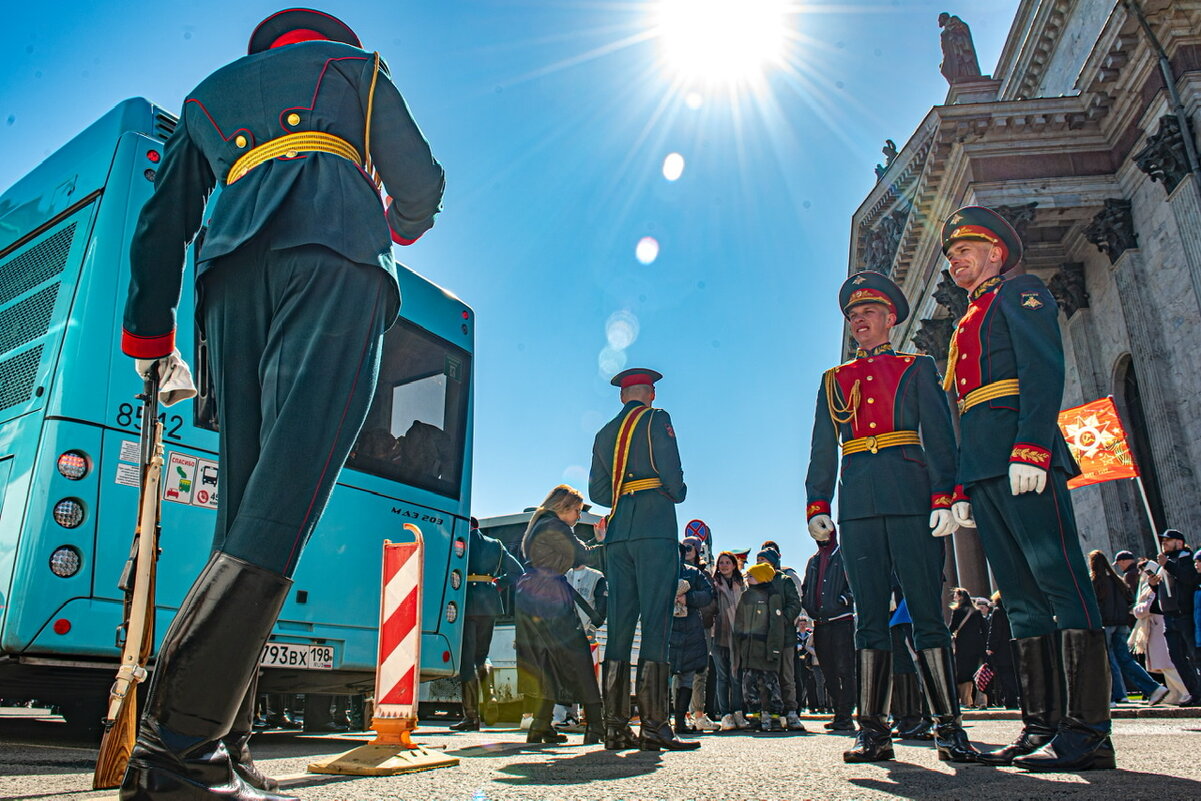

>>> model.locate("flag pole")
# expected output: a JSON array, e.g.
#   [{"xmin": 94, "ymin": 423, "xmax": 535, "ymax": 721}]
[{"xmin": 1133, "ymin": 475, "xmax": 1159, "ymax": 540}]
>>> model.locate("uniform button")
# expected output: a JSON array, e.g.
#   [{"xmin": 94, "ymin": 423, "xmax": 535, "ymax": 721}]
[
  {"xmin": 285, "ymin": 150, "xmax": 298, "ymax": 158},
  {"xmin": 869, "ymin": 422, "xmax": 877, "ymax": 429},
  {"xmin": 960, "ymin": 353, "xmax": 967, "ymax": 360},
  {"xmin": 867, "ymin": 358, "xmax": 874, "ymax": 363},
  {"xmin": 866, "ymin": 376, "xmax": 874, "ymax": 381},
  {"xmin": 867, "ymin": 398, "xmax": 875, "ymax": 404},
  {"xmin": 960, "ymin": 378, "xmax": 967, "ymax": 385},
  {"xmin": 234, "ymin": 135, "xmax": 247, "ymax": 148},
  {"xmin": 287, "ymin": 113, "xmax": 301, "ymax": 126}
]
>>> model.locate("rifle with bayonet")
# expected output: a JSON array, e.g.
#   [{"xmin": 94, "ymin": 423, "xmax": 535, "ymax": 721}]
[{"xmin": 93, "ymin": 369, "xmax": 163, "ymax": 789}]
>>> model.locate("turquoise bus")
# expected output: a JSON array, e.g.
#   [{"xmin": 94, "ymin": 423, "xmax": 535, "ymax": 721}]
[{"xmin": 0, "ymin": 99, "xmax": 472, "ymax": 732}]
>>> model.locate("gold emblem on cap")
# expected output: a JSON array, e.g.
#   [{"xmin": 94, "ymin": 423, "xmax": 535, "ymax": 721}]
[
  {"xmin": 287, "ymin": 113, "xmax": 301, "ymax": 126},
  {"xmin": 853, "ymin": 276, "xmax": 867, "ymax": 285},
  {"xmin": 234, "ymin": 135, "xmax": 247, "ymax": 148},
  {"xmin": 950, "ymin": 213, "xmax": 964, "ymax": 225}
]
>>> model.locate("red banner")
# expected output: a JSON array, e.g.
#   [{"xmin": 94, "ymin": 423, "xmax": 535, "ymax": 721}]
[{"xmin": 1057, "ymin": 397, "xmax": 1139, "ymax": 489}]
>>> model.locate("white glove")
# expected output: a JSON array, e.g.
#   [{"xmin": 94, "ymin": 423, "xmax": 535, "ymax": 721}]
[
  {"xmin": 952, "ymin": 501, "xmax": 975, "ymax": 528},
  {"xmin": 929, "ymin": 509, "xmax": 954, "ymax": 538},
  {"xmin": 134, "ymin": 349, "xmax": 198, "ymax": 407},
  {"xmin": 807, "ymin": 514, "xmax": 834, "ymax": 542},
  {"xmin": 1009, "ymin": 462, "xmax": 1047, "ymax": 495}
]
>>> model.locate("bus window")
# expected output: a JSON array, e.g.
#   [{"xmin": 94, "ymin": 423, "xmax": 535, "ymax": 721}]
[{"xmin": 347, "ymin": 319, "xmax": 470, "ymax": 498}]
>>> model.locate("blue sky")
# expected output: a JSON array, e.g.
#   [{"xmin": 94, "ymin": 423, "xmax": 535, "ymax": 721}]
[{"xmin": 0, "ymin": 0, "xmax": 1019, "ymax": 567}]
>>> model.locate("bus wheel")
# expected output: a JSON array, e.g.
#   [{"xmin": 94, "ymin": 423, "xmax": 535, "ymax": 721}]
[{"xmin": 58, "ymin": 698, "xmax": 105, "ymax": 741}]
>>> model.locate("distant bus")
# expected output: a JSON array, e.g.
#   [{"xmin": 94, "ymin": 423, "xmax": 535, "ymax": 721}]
[{"xmin": 0, "ymin": 98, "xmax": 472, "ymax": 731}]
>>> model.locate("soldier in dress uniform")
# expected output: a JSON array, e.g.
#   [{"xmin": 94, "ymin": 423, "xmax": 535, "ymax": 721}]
[
  {"xmin": 452, "ymin": 517, "xmax": 523, "ymax": 732},
  {"xmin": 120, "ymin": 9, "xmax": 444, "ymax": 800},
  {"xmin": 589, "ymin": 368, "xmax": 698, "ymax": 751},
  {"xmin": 942, "ymin": 206, "xmax": 1110, "ymax": 772},
  {"xmin": 805, "ymin": 271, "xmax": 977, "ymax": 764}
]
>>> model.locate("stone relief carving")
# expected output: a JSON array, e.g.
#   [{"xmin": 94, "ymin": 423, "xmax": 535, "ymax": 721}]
[
  {"xmin": 862, "ymin": 204, "xmax": 911, "ymax": 274},
  {"xmin": 1133, "ymin": 115, "xmax": 1191, "ymax": 194},
  {"xmin": 1048, "ymin": 262, "xmax": 1089, "ymax": 319},
  {"xmin": 933, "ymin": 268, "xmax": 968, "ymax": 320},
  {"xmin": 939, "ymin": 12, "xmax": 982, "ymax": 85},
  {"xmin": 1083, "ymin": 199, "xmax": 1138, "ymax": 265},
  {"xmin": 914, "ymin": 316, "xmax": 955, "ymax": 362},
  {"xmin": 993, "ymin": 202, "xmax": 1038, "ymax": 244}
]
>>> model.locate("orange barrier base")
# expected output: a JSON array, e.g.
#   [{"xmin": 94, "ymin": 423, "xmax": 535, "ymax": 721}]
[{"xmin": 307, "ymin": 715, "xmax": 459, "ymax": 776}]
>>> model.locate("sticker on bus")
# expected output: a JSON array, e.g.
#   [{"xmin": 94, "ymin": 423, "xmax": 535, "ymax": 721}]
[
  {"xmin": 260, "ymin": 642, "xmax": 335, "ymax": 670},
  {"xmin": 119, "ymin": 439, "xmax": 139, "ymax": 463},
  {"xmin": 163, "ymin": 452, "xmax": 197, "ymax": 504},
  {"xmin": 115, "ymin": 462, "xmax": 140, "ymax": 488},
  {"xmin": 192, "ymin": 459, "xmax": 219, "ymax": 510}
]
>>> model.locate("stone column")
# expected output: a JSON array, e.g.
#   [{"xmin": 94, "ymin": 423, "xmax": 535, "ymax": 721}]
[
  {"xmin": 1134, "ymin": 118, "xmax": 1201, "ymax": 310},
  {"xmin": 1108, "ymin": 248, "xmax": 1201, "ymax": 535}
]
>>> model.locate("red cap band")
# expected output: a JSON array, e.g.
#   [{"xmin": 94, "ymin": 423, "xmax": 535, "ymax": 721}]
[
  {"xmin": 270, "ymin": 28, "xmax": 329, "ymax": 49},
  {"xmin": 620, "ymin": 374, "xmax": 656, "ymax": 388},
  {"xmin": 948, "ymin": 225, "xmax": 1010, "ymax": 264},
  {"xmin": 843, "ymin": 288, "xmax": 896, "ymax": 316}
]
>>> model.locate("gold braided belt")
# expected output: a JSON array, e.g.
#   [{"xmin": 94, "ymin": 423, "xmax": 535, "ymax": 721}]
[
  {"xmin": 841, "ymin": 430, "xmax": 921, "ymax": 455},
  {"xmin": 958, "ymin": 378, "xmax": 1020, "ymax": 414},
  {"xmin": 226, "ymin": 131, "xmax": 362, "ymax": 185},
  {"xmin": 621, "ymin": 478, "xmax": 663, "ymax": 496},
  {"xmin": 466, "ymin": 574, "xmax": 495, "ymax": 582}
]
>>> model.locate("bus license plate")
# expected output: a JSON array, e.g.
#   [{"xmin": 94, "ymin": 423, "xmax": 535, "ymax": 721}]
[{"xmin": 260, "ymin": 642, "xmax": 335, "ymax": 670}]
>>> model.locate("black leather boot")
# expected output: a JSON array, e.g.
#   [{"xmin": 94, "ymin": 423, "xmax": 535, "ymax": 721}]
[
  {"xmin": 674, "ymin": 686, "xmax": 693, "ymax": 734},
  {"xmin": 602, "ymin": 660, "xmax": 638, "ymax": 750},
  {"xmin": 479, "ymin": 665, "xmax": 499, "ymax": 726},
  {"xmin": 582, "ymin": 702, "xmax": 604, "ymax": 745},
  {"xmin": 637, "ymin": 661, "xmax": 700, "ymax": 751},
  {"xmin": 890, "ymin": 672, "xmax": 928, "ymax": 739},
  {"xmin": 976, "ymin": 634, "xmax": 1061, "ymax": 766},
  {"xmin": 120, "ymin": 553, "xmax": 297, "ymax": 801},
  {"xmin": 224, "ymin": 673, "xmax": 280, "ymax": 792},
  {"xmin": 1014, "ymin": 629, "xmax": 1115, "ymax": 772},
  {"xmin": 450, "ymin": 673, "xmax": 481, "ymax": 731},
  {"xmin": 915, "ymin": 646, "xmax": 978, "ymax": 763},
  {"xmin": 527, "ymin": 699, "xmax": 567, "ymax": 744},
  {"xmin": 844, "ymin": 650, "xmax": 895, "ymax": 763}
]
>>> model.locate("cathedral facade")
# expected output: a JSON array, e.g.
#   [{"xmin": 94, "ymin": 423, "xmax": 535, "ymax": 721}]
[{"xmin": 849, "ymin": 0, "xmax": 1201, "ymax": 592}]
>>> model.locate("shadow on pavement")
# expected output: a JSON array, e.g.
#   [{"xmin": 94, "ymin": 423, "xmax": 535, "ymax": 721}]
[{"xmin": 491, "ymin": 747, "xmax": 664, "ymax": 785}]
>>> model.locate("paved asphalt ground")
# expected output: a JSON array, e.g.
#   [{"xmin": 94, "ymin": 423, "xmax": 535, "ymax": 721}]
[{"xmin": 3, "ymin": 708, "xmax": 1201, "ymax": 800}]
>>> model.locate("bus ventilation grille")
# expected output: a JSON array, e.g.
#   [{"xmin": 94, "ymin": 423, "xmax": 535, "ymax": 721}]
[
  {"xmin": 0, "ymin": 223, "xmax": 75, "ymax": 412},
  {"xmin": 154, "ymin": 112, "xmax": 178, "ymax": 141}
]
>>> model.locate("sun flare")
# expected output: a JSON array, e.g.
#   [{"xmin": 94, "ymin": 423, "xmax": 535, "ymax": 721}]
[{"xmin": 655, "ymin": 0, "xmax": 789, "ymax": 84}]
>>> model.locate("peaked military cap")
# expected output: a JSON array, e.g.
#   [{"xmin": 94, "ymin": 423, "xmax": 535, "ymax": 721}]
[
  {"xmin": 839, "ymin": 270, "xmax": 909, "ymax": 324},
  {"xmin": 249, "ymin": 8, "xmax": 361, "ymax": 55},
  {"xmin": 942, "ymin": 206, "xmax": 1023, "ymax": 273},
  {"xmin": 611, "ymin": 367, "xmax": 663, "ymax": 388}
]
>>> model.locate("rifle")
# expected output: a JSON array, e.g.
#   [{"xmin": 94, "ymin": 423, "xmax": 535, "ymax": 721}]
[{"xmin": 93, "ymin": 370, "xmax": 164, "ymax": 789}]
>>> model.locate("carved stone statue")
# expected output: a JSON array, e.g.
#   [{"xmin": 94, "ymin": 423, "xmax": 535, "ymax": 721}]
[
  {"xmin": 933, "ymin": 269, "xmax": 968, "ymax": 320},
  {"xmin": 914, "ymin": 317, "xmax": 955, "ymax": 362},
  {"xmin": 883, "ymin": 139, "xmax": 898, "ymax": 166},
  {"xmin": 1048, "ymin": 262, "xmax": 1089, "ymax": 319},
  {"xmin": 861, "ymin": 205, "xmax": 910, "ymax": 273},
  {"xmin": 939, "ymin": 12, "xmax": 982, "ymax": 85}
]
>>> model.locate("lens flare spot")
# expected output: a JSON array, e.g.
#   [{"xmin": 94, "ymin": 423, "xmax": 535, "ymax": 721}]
[
  {"xmin": 635, "ymin": 236, "xmax": 660, "ymax": 265},
  {"xmin": 605, "ymin": 310, "xmax": 640, "ymax": 350},
  {"xmin": 662, "ymin": 152, "xmax": 685, "ymax": 181},
  {"xmin": 685, "ymin": 92, "xmax": 704, "ymax": 110},
  {"xmin": 599, "ymin": 346, "xmax": 628, "ymax": 377},
  {"xmin": 562, "ymin": 465, "xmax": 588, "ymax": 486}
]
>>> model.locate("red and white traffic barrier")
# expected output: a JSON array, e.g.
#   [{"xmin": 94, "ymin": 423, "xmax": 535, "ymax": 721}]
[{"xmin": 370, "ymin": 523, "xmax": 424, "ymax": 747}]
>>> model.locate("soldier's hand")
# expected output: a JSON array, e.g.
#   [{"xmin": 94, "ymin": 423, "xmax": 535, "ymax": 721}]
[
  {"xmin": 929, "ymin": 509, "xmax": 954, "ymax": 537},
  {"xmin": 1009, "ymin": 463, "xmax": 1047, "ymax": 495},
  {"xmin": 807, "ymin": 514, "xmax": 834, "ymax": 542},
  {"xmin": 951, "ymin": 501, "xmax": 976, "ymax": 528}
]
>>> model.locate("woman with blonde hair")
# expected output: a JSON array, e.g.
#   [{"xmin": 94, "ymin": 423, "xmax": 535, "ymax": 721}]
[
  {"xmin": 1130, "ymin": 560, "xmax": 1191, "ymax": 704},
  {"xmin": 516, "ymin": 484, "xmax": 605, "ymax": 743}
]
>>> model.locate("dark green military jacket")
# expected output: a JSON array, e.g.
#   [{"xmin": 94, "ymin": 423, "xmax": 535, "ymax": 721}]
[
  {"xmin": 123, "ymin": 39, "xmax": 444, "ymax": 357},
  {"xmin": 805, "ymin": 346, "xmax": 957, "ymax": 522},
  {"xmin": 465, "ymin": 527, "xmax": 523, "ymax": 619},
  {"xmin": 947, "ymin": 274, "xmax": 1079, "ymax": 488},
  {"xmin": 589, "ymin": 400, "xmax": 686, "ymax": 542}
]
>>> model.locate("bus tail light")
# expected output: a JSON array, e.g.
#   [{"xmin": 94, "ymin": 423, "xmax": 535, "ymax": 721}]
[
  {"xmin": 53, "ymin": 499, "xmax": 85, "ymax": 528},
  {"xmin": 453, "ymin": 537, "xmax": 466, "ymax": 557},
  {"xmin": 450, "ymin": 570, "xmax": 462, "ymax": 590},
  {"xmin": 49, "ymin": 546, "xmax": 82, "ymax": 577},
  {"xmin": 57, "ymin": 451, "xmax": 90, "ymax": 480},
  {"xmin": 53, "ymin": 619, "xmax": 72, "ymax": 635},
  {"xmin": 446, "ymin": 601, "xmax": 458, "ymax": 624}
]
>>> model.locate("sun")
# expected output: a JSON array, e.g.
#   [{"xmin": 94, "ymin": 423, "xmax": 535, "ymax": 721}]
[{"xmin": 654, "ymin": 0, "xmax": 789, "ymax": 84}]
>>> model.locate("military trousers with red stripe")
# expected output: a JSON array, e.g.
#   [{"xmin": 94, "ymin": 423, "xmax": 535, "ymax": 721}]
[
  {"xmin": 202, "ymin": 239, "xmax": 392, "ymax": 578},
  {"xmin": 968, "ymin": 470, "xmax": 1102, "ymax": 638}
]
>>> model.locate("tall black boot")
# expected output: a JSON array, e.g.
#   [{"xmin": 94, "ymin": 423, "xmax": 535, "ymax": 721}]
[
  {"xmin": 224, "ymin": 672, "xmax": 280, "ymax": 792},
  {"xmin": 602, "ymin": 660, "xmax": 638, "ymax": 750},
  {"xmin": 120, "ymin": 553, "xmax": 297, "ymax": 801},
  {"xmin": 844, "ymin": 650, "xmax": 894, "ymax": 763},
  {"xmin": 674, "ymin": 686, "xmax": 693, "ymax": 734},
  {"xmin": 582, "ymin": 702, "xmax": 604, "ymax": 745},
  {"xmin": 915, "ymin": 646, "xmax": 978, "ymax": 763},
  {"xmin": 1013, "ymin": 629, "xmax": 1115, "ymax": 772},
  {"xmin": 638, "ymin": 661, "xmax": 700, "ymax": 751},
  {"xmin": 976, "ymin": 634, "xmax": 1061, "ymax": 766},
  {"xmin": 891, "ymin": 672, "xmax": 929, "ymax": 740},
  {"xmin": 479, "ymin": 665, "xmax": 499, "ymax": 726},
  {"xmin": 450, "ymin": 674, "xmax": 480, "ymax": 731},
  {"xmin": 526, "ymin": 698, "xmax": 567, "ymax": 744}
]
